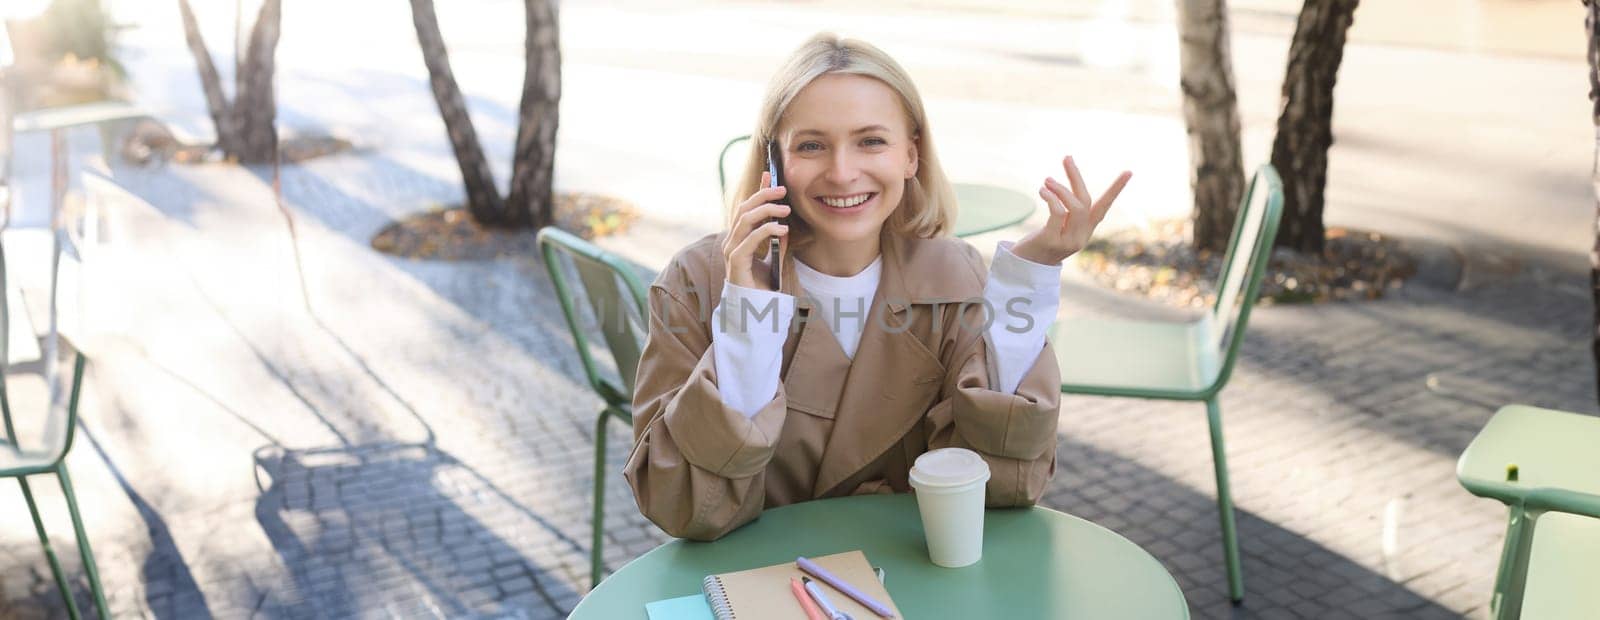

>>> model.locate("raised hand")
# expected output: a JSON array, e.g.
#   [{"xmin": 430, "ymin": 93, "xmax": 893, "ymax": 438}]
[{"xmin": 1011, "ymin": 156, "xmax": 1131, "ymax": 265}]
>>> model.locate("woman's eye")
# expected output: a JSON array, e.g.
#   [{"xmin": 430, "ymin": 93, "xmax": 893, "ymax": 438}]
[
  {"xmin": 797, "ymin": 142, "xmax": 822, "ymax": 152},
  {"xmin": 863, "ymin": 137, "xmax": 887, "ymax": 146}
]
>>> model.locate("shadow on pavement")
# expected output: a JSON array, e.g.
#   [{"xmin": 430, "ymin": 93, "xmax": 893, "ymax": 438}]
[
  {"xmin": 1046, "ymin": 437, "xmax": 1466, "ymax": 619},
  {"xmin": 251, "ymin": 441, "xmax": 585, "ymax": 618}
]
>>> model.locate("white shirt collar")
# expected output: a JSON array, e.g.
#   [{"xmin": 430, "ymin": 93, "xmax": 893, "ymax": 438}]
[{"xmin": 793, "ymin": 255, "xmax": 883, "ymax": 296}]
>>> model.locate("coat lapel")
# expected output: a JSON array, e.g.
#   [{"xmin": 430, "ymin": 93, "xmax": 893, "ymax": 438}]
[
  {"xmin": 782, "ymin": 300, "xmax": 851, "ymax": 419},
  {"xmin": 811, "ymin": 232, "xmax": 946, "ymax": 497}
]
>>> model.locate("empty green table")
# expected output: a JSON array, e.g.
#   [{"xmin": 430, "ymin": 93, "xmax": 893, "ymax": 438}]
[
  {"xmin": 569, "ymin": 493, "xmax": 1188, "ymax": 619},
  {"xmin": 952, "ymin": 182, "xmax": 1035, "ymax": 238}
]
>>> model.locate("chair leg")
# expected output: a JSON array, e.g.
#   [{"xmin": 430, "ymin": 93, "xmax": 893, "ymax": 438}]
[
  {"xmin": 57, "ymin": 464, "xmax": 109, "ymax": 620},
  {"xmin": 1490, "ymin": 505, "xmax": 1538, "ymax": 620},
  {"xmin": 19, "ymin": 475, "xmax": 84, "ymax": 620},
  {"xmin": 1205, "ymin": 397, "xmax": 1245, "ymax": 604},
  {"xmin": 1, "ymin": 383, "xmax": 15, "ymax": 448},
  {"xmin": 590, "ymin": 407, "xmax": 614, "ymax": 592}
]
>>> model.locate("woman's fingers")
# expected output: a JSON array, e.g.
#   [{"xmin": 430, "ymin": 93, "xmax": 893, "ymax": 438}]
[
  {"xmin": 1038, "ymin": 185, "xmax": 1066, "ymax": 218},
  {"xmin": 734, "ymin": 202, "xmax": 791, "ymax": 240},
  {"xmin": 732, "ymin": 172, "xmax": 769, "ymax": 218},
  {"xmin": 726, "ymin": 172, "xmax": 773, "ymax": 254},
  {"xmin": 1093, "ymin": 171, "xmax": 1132, "ymax": 223},
  {"xmin": 733, "ymin": 173, "xmax": 786, "ymax": 222},
  {"xmin": 726, "ymin": 189, "xmax": 788, "ymax": 252},
  {"xmin": 1045, "ymin": 177, "xmax": 1083, "ymax": 215},
  {"xmin": 731, "ymin": 220, "xmax": 789, "ymax": 266},
  {"xmin": 1063, "ymin": 156, "xmax": 1092, "ymax": 206},
  {"xmin": 1039, "ymin": 183, "xmax": 1070, "ymax": 231},
  {"xmin": 736, "ymin": 184, "xmax": 787, "ymax": 218},
  {"xmin": 723, "ymin": 172, "xmax": 794, "ymax": 287},
  {"xmin": 1054, "ymin": 156, "xmax": 1134, "ymax": 225}
]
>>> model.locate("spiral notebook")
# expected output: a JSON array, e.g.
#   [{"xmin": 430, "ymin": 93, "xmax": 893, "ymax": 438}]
[{"xmin": 700, "ymin": 550, "xmax": 898, "ymax": 620}]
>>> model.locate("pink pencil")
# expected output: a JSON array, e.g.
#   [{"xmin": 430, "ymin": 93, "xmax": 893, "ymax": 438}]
[{"xmin": 790, "ymin": 577, "xmax": 827, "ymax": 620}]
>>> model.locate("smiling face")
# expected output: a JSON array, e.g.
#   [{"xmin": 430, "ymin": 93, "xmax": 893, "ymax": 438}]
[{"xmin": 777, "ymin": 73, "xmax": 919, "ymax": 249}]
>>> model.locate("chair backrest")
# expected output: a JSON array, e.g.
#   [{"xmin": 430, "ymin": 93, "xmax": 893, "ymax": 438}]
[
  {"xmin": 1203, "ymin": 164, "xmax": 1284, "ymax": 391},
  {"xmin": 538, "ymin": 227, "xmax": 650, "ymax": 408},
  {"xmin": 0, "ymin": 233, "xmax": 87, "ymax": 468},
  {"xmin": 718, "ymin": 134, "xmax": 753, "ymax": 203}
]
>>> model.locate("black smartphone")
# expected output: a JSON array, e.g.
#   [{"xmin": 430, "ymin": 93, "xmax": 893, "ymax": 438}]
[{"xmin": 764, "ymin": 140, "xmax": 788, "ymax": 291}]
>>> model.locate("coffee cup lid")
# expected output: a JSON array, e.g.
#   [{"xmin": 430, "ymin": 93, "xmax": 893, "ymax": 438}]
[{"xmin": 910, "ymin": 448, "xmax": 990, "ymax": 488}]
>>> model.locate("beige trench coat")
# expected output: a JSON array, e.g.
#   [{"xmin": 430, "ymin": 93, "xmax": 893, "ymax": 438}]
[{"xmin": 623, "ymin": 229, "xmax": 1062, "ymax": 541}]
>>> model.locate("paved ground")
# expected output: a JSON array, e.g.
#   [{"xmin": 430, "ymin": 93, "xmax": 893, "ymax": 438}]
[{"xmin": 1, "ymin": 0, "xmax": 1595, "ymax": 618}]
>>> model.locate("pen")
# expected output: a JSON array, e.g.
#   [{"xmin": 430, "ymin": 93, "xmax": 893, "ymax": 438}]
[
  {"xmin": 790, "ymin": 577, "xmax": 827, "ymax": 620},
  {"xmin": 802, "ymin": 576, "xmax": 850, "ymax": 620},
  {"xmin": 796, "ymin": 556, "xmax": 896, "ymax": 618}
]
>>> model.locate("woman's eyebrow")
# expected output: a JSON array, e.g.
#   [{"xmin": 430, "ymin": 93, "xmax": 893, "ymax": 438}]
[{"xmin": 792, "ymin": 125, "xmax": 890, "ymax": 138}]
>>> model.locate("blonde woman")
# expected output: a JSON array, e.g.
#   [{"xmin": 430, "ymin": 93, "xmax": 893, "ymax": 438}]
[{"xmin": 624, "ymin": 32, "xmax": 1131, "ymax": 540}]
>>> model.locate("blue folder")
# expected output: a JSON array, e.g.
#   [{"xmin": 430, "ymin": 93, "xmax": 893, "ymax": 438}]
[{"xmin": 644, "ymin": 593, "xmax": 713, "ymax": 620}]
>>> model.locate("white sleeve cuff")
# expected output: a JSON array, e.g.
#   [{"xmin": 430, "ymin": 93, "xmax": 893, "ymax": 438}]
[
  {"xmin": 711, "ymin": 281, "xmax": 797, "ymax": 417},
  {"xmin": 984, "ymin": 241, "xmax": 1063, "ymax": 394}
]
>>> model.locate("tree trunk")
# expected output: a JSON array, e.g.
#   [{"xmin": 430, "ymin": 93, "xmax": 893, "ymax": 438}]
[
  {"xmin": 231, "ymin": 0, "xmax": 280, "ymax": 163},
  {"xmin": 406, "ymin": 0, "xmax": 507, "ymax": 224},
  {"xmin": 176, "ymin": 0, "xmax": 237, "ymax": 155},
  {"xmin": 503, "ymin": 0, "xmax": 561, "ymax": 230},
  {"xmin": 1269, "ymin": 0, "xmax": 1358, "ymax": 255},
  {"xmin": 177, "ymin": 0, "xmax": 279, "ymax": 163},
  {"xmin": 1586, "ymin": 0, "xmax": 1600, "ymax": 407},
  {"xmin": 1178, "ymin": 0, "xmax": 1247, "ymax": 254}
]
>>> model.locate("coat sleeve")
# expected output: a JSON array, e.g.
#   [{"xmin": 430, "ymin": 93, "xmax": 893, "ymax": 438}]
[
  {"xmin": 924, "ymin": 301, "xmax": 1062, "ymax": 507},
  {"xmin": 622, "ymin": 282, "xmax": 790, "ymax": 541}
]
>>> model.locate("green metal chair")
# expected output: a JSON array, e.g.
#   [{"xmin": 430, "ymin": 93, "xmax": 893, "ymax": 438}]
[
  {"xmin": 717, "ymin": 134, "xmax": 1035, "ymax": 238},
  {"xmin": 1049, "ymin": 164, "xmax": 1284, "ymax": 604},
  {"xmin": 1457, "ymin": 404, "xmax": 1600, "ymax": 620},
  {"xmin": 0, "ymin": 236, "xmax": 103, "ymax": 619},
  {"xmin": 717, "ymin": 134, "xmax": 751, "ymax": 206},
  {"xmin": 537, "ymin": 227, "xmax": 650, "ymax": 591}
]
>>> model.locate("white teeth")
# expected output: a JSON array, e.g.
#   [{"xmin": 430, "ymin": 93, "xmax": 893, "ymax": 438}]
[{"xmin": 820, "ymin": 193, "xmax": 872, "ymax": 208}]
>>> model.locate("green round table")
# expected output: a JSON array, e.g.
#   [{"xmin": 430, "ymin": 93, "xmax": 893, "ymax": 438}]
[
  {"xmin": 569, "ymin": 494, "xmax": 1188, "ymax": 619},
  {"xmin": 952, "ymin": 183, "xmax": 1036, "ymax": 238}
]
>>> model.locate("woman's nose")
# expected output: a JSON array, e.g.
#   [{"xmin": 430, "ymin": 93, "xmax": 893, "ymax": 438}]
[{"xmin": 824, "ymin": 152, "xmax": 859, "ymax": 185}]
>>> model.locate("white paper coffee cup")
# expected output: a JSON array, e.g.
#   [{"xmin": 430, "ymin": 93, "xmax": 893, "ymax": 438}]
[{"xmin": 909, "ymin": 447, "xmax": 990, "ymax": 567}]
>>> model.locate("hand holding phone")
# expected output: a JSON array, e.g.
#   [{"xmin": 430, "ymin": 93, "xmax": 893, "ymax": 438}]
[{"xmin": 720, "ymin": 148, "xmax": 790, "ymax": 292}]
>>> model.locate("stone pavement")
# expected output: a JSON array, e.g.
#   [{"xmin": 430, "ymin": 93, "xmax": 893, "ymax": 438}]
[{"xmin": 0, "ymin": 129, "xmax": 1593, "ymax": 619}]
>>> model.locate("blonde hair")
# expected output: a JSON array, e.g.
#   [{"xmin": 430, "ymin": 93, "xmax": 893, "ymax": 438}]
[{"xmin": 728, "ymin": 32, "xmax": 957, "ymax": 240}]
